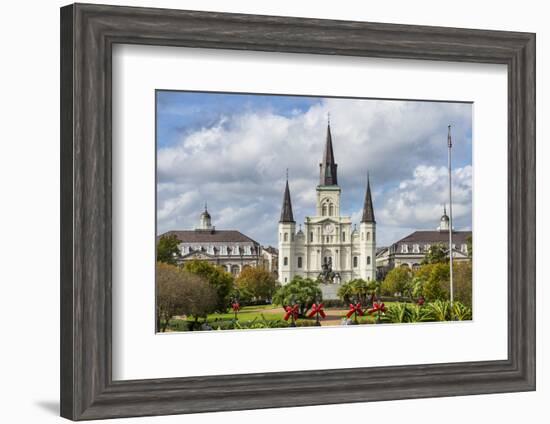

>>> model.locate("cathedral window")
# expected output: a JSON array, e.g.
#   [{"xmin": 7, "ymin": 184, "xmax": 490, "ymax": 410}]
[
  {"xmin": 342, "ymin": 231, "xmax": 346, "ymax": 242},
  {"xmin": 310, "ymin": 232, "xmax": 313, "ymax": 242},
  {"xmin": 322, "ymin": 205, "xmax": 327, "ymax": 216},
  {"xmin": 329, "ymin": 204, "xmax": 334, "ymax": 216},
  {"xmin": 284, "ymin": 232, "xmax": 288, "ymax": 242},
  {"xmin": 353, "ymin": 256, "xmax": 358, "ymax": 268},
  {"xmin": 366, "ymin": 232, "xmax": 370, "ymax": 241},
  {"xmin": 361, "ymin": 232, "xmax": 364, "ymax": 241},
  {"xmin": 291, "ymin": 233, "xmax": 295, "ymax": 241},
  {"xmin": 297, "ymin": 257, "xmax": 303, "ymax": 268},
  {"xmin": 367, "ymin": 256, "xmax": 371, "ymax": 265},
  {"xmin": 283, "ymin": 257, "xmax": 288, "ymax": 266}
]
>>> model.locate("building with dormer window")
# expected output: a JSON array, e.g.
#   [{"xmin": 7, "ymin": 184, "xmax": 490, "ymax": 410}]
[
  {"xmin": 375, "ymin": 207, "xmax": 472, "ymax": 279},
  {"xmin": 159, "ymin": 205, "xmax": 262, "ymax": 276}
]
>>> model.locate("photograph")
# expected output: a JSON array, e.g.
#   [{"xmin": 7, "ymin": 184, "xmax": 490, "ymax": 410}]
[{"xmin": 155, "ymin": 91, "xmax": 473, "ymax": 332}]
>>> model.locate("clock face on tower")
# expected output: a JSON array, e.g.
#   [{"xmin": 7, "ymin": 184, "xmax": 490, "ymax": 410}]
[{"xmin": 324, "ymin": 223, "xmax": 335, "ymax": 234}]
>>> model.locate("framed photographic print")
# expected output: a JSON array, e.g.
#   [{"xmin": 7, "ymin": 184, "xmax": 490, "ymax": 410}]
[{"xmin": 60, "ymin": 3, "xmax": 536, "ymax": 420}]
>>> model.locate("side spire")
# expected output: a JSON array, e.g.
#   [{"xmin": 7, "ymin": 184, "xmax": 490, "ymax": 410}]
[
  {"xmin": 361, "ymin": 173, "xmax": 375, "ymax": 223},
  {"xmin": 279, "ymin": 173, "xmax": 295, "ymax": 223},
  {"xmin": 319, "ymin": 118, "xmax": 338, "ymax": 186}
]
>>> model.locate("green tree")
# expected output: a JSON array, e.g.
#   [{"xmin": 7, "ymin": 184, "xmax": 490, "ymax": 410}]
[
  {"xmin": 466, "ymin": 235, "xmax": 473, "ymax": 259},
  {"xmin": 381, "ymin": 267, "xmax": 411, "ymax": 296},
  {"xmin": 235, "ymin": 267, "xmax": 280, "ymax": 302},
  {"xmin": 184, "ymin": 260, "xmax": 234, "ymax": 312},
  {"xmin": 415, "ymin": 262, "xmax": 449, "ymax": 302},
  {"xmin": 272, "ymin": 276, "xmax": 322, "ymax": 317},
  {"xmin": 156, "ymin": 262, "xmax": 217, "ymax": 332},
  {"xmin": 156, "ymin": 234, "xmax": 181, "ymax": 265},
  {"xmin": 422, "ymin": 243, "xmax": 448, "ymax": 265},
  {"xmin": 453, "ymin": 261, "xmax": 472, "ymax": 307},
  {"xmin": 338, "ymin": 279, "xmax": 379, "ymax": 305}
]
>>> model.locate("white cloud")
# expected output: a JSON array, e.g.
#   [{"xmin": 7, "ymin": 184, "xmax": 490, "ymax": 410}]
[{"xmin": 156, "ymin": 97, "xmax": 472, "ymax": 247}]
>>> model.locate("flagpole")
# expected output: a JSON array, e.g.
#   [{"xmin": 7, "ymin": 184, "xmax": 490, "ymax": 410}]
[{"xmin": 447, "ymin": 125, "xmax": 454, "ymax": 311}]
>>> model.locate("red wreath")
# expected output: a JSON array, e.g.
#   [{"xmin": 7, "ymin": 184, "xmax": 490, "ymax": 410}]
[
  {"xmin": 307, "ymin": 303, "xmax": 326, "ymax": 319},
  {"xmin": 231, "ymin": 302, "xmax": 240, "ymax": 312},
  {"xmin": 346, "ymin": 303, "xmax": 364, "ymax": 319},
  {"xmin": 367, "ymin": 302, "xmax": 386, "ymax": 315},
  {"xmin": 283, "ymin": 304, "xmax": 300, "ymax": 321}
]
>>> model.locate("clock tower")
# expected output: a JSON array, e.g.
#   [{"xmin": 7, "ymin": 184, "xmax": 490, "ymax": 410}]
[{"xmin": 277, "ymin": 119, "xmax": 377, "ymax": 297}]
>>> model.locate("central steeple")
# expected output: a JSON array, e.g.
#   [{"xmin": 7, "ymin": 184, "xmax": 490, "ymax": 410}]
[{"xmin": 319, "ymin": 119, "xmax": 338, "ymax": 186}]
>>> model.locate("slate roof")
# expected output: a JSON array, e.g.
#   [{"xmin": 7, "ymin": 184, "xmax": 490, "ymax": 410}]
[
  {"xmin": 395, "ymin": 230, "xmax": 471, "ymax": 245},
  {"xmin": 279, "ymin": 179, "xmax": 295, "ymax": 223},
  {"xmin": 262, "ymin": 246, "xmax": 279, "ymax": 255},
  {"xmin": 319, "ymin": 123, "xmax": 338, "ymax": 186},
  {"xmin": 160, "ymin": 230, "xmax": 259, "ymax": 245},
  {"xmin": 361, "ymin": 176, "xmax": 375, "ymax": 223}
]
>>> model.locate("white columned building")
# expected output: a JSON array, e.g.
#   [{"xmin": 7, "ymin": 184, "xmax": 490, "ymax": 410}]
[{"xmin": 277, "ymin": 122, "xmax": 377, "ymax": 298}]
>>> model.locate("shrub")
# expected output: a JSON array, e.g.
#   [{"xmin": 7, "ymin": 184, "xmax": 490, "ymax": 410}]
[
  {"xmin": 381, "ymin": 303, "xmax": 411, "ymax": 323},
  {"xmin": 453, "ymin": 261, "xmax": 472, "ymax": 307},
  {"xmin": 235, "ymin": 267, "xmax": 280, "ymax": 302},
  {"xmin": 381, "ymin": 267, "xmax": 411, "ymax": 296},
  {"xmin": 184, "ymin": 260, "xmax": 234, "ymax": 313},
  {"xmin": 272, "ymin": 276, "xmax": 322, "ymax": 316},
  {"xmin": 156, "ymin": 262, "xmax": 217, "ymax": 332},
  {"xmin": 337, "ymin": 279, "xmax": 380, "ymax": 305},
  {"xmin": 452, "ymin": 301, "xmax": 472, "ymax": 321}
]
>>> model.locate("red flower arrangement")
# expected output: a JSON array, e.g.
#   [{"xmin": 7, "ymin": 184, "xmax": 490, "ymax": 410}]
[
  {"xmin": 231, "ymin": 302, "xmax": 240, "ymax": 312},
  {"xmin": 283, "ymin": 304, "xmax": 300, "ymax": 321},
  {"xmin": 346, "ymin": 303, "xmax": 364, "ymax": 320},
  {"xmin": 367, "ymin": 301, "xmax": 386, "ymax": 323},
  {"xmin": 307, "ymin": 303, "xmax": 326, "ymax": 319}
]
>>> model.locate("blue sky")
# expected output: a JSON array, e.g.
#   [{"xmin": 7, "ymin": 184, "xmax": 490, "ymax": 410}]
[{"xmin": 156, "ymin": 90, "xmax": 472, "ymax": 247}]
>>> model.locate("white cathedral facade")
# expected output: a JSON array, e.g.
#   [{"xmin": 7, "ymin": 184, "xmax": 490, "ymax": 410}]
[{"xmin": 277, "ymin": 122, "xmax": 377, "ymax": 296}]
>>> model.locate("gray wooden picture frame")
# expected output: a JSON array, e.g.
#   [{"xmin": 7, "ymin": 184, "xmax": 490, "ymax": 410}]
[{"xmin": 60, "ymin": 3, "xmax": 536, "ymax": 421}]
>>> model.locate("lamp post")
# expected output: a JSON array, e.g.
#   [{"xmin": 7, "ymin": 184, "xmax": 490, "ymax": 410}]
[{"xmin": 447, "ymin": 125, "xmax": 455, "ymax": 314}]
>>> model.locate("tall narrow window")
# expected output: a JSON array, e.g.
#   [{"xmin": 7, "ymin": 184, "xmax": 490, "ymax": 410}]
[
  {"xmin": 366, "ymin": 232, "xmax": 370, "ymax": 241},
  {"xmin": 284, "ymin": 232, "xmax": 288, "ymax": 242},
  {"xmin": 283, "ymin": 257, "xmax": 288, "ymax": 266},
  {"xmin": 342, "ymin": 231, "xmax": 346, "ymax": 242},
  {"xmin": 329, "ymin": 204, "xmax": 334, "ymax": 216},
  {"xmin": 297, "ymin": 257, "xmax": 303, "ymax": 268},
  {"xmin": 309, "ymin": 232, "xmax": 313, "ymax": 242},
  {"xmin": 353, "ymin": 256, "xmax": 358, "ymax": 268},
  {"xmin": 367, "ymin": 256, "xmax": 371, "ymax": 265},
  {"xmin": 322, "ymin": 205, "xmax": 327, "ymax": 216}
]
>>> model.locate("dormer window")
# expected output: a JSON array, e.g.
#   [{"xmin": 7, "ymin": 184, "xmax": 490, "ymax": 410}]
[
  {"xmin": 401, "ymin": 244, "xmax": 409, "ymax": 254},
  {"xmin": 413, "ymin": 244, "xmax": 420, "ymax": 253}
]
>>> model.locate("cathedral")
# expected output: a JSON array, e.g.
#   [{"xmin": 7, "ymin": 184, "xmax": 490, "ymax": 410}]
[{"xmin": 277, "ymin": 121, "xmax": 376, "ymax": 298}]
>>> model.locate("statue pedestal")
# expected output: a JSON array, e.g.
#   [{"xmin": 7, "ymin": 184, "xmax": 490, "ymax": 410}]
[{"xmin": 320, "ymin": 283, "xmax": 340, "ymax": 300}]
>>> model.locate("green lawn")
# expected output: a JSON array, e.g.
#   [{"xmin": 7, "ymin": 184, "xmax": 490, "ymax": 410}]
[
  {"xmin": 205, "ymin": 304, "xmax": 283, "ymax": 322},
  {"xmin": 201, "ymin": 301, "xmax": 401, "ymax": 325}
]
